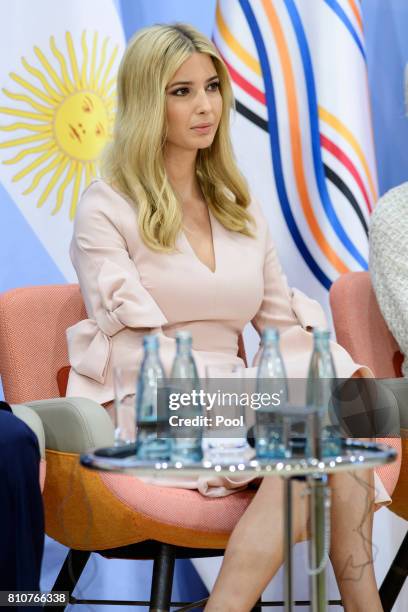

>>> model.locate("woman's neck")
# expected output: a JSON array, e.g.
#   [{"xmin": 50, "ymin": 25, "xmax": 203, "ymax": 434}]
[{"xmin": 164, "ymin": 145, "xmax": 201, "ymax": 202}]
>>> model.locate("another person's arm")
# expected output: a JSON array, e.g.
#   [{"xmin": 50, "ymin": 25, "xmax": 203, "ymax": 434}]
[{"xmin": 370, "ymin": 184, "xmax": 408, "ymax": 377}]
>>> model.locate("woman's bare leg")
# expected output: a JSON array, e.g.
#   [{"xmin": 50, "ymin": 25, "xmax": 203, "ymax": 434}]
[
  {"xmin": 329, "ymin": 469, "xmax": 382, "ymax": 612},
  {"xmin": 204, "ymin": 469, "xmax": 381, "ymax": 612},
  {"xmin": 204, "ymin": 476, "xmax": 308, "ymax": 612}
]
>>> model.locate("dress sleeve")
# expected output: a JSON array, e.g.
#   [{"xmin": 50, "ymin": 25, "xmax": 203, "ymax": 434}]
[
  {"xmin": 251, "ymin": 206, "xmax": 327, "ymax": 338},
  {"xmin": 249, "ymin": 201, "xmax": 374, "ymax": 380},
  {"xmin": 67, "ymin": 181, "xmax": 168, "ymax": 383},
  {"xmin": 370, "ymin": 185, "xmax": 408, "ymax": 377}
]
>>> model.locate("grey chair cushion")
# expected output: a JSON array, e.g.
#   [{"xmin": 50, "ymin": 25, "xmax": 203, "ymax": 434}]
[{"xmin": 22, "ymin": 397, "xmax": 115, "ymax": 453}]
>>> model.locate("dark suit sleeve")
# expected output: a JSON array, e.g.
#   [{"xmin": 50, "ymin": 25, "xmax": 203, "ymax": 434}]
[{"xmin": 0, "ymin": 411, "xmax": 44, "ymax": 598}]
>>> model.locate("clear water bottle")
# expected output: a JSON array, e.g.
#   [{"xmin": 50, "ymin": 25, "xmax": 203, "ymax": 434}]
[
  {"xmin": 135, "ymin": 335, "xmax": 170, "ymax": 461},
  {"xmin": 255, "ymin": 328, "xmax": 289, "ymax": 459},
  {"xmin": 170, "ymin": 331, "xmax": 203, "ymax": 463},
  {"xmin": 306, "ymin": 329, "xmax": 342, "ymax": 458}
]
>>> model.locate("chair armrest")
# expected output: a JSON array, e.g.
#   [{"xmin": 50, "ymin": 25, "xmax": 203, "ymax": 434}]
[
  {"xmin": 21, "ymin": 397, "xmax": 115, "ymax": 453},
  {"xmin": 11, "ymin": 404, "xmax": 46, "ymax": 459}
]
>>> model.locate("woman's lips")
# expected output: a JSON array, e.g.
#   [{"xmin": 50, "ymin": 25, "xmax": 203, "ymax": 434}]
[{"xmin": 191, "ymin": 124, "xmax": 213, "ymax": 134}]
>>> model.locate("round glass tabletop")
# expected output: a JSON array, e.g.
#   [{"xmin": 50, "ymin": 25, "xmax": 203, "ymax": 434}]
[{"xmin": 80, "ymin": 439, "xmax": 396, "ymax": 479}]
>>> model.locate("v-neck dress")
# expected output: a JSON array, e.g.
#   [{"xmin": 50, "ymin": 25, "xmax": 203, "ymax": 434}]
[{"xmin": 66, "ymin": 180, "xmax": 398, "ymax": 503}]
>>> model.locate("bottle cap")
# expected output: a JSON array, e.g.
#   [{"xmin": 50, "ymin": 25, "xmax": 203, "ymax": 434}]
[
  {"xmin": 176, "ymin": 330, "xmax": 192, "ymax": 343},
  {"xmin": 143, "ymin": 334, "xmax": 159, "ymax": 349},
  {"xmin": 262, "ymin": 327, "xmax": 279, "ymax": 342},
  {"xmin": 312, "ymin": 328, "xmax": 330, "ymax": 340}
]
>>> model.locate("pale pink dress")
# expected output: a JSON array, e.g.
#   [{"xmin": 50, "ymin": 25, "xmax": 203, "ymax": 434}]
[{"xmin": 66, "ymin": 180, "xmax": 392, "ymax": 504}]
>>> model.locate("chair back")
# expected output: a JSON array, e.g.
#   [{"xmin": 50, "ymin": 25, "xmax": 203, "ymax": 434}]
[
  {"xmin": 331, "ymin": 271, "xmax": 407, "ymax": 521},
  {"xmin": 330, "ymin": 272, "xmax": 403, "ymax": 378},
  {"xmin": 0, "ymin": 285, "xmax": 86, "ymax": 404}
]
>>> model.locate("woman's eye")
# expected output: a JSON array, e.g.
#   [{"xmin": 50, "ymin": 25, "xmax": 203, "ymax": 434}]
[
  {"xmin": 207, "ymin": 81, "xmax": 220, "ymax": 91},
  {"xmin": 173, "ymin": 87, "xmax": 189, "ymax": 96}
]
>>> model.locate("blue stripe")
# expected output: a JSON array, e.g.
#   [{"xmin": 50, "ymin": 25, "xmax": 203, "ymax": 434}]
[
  {"xmin": 324, "ymin": 0, "xmax": 366, "ymax": 58},
  {"xmin": 0, "ymin": 183, "xmax": 66, "ymax": 292},
  {"xmin": 285, "ymin": 0, "xmax": 368, "ymax": 270},
  {"xmin": 239, "ymin": 0, "xmax": 331, "ymax": 290}
]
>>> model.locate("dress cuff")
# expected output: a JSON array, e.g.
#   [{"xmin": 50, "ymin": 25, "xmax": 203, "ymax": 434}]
[
  {"xmin": 66, "ymin": 319, "xmax": 112, "ymax": 383},
  {"xmin": 291, "ymin": 288, "xmax": 328, "ymax": 331}
]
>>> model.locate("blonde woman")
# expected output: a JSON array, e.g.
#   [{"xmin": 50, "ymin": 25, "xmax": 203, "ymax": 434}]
[{"xmin": 66, "ymin": 24, "xmax": 397, "ymax": 611}]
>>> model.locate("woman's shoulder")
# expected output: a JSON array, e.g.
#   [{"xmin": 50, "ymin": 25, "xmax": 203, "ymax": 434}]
[
  {"xmin": 246, "ymin": 194, "xmax": 264, "ymax": 217},
  {"xmin": 79, "ymin": 178, "xmax": 132, "ymax": 208},
  {"xmin": 75, "ymin": 179, "xmax": 136, "ymax": 224},
  {"xmin": 371, "ymin": 182, "xmax": 408, "ymax": 232},
  {"xmin": 244, "ymin": 194, "xmax": 269, "ymax": 239},
  {"xmin": 369, "ymin": 182, "xmax": 408, "ymax": 253},
  {"xmin": 370, "ymin": 182, "xmax": 408, "ymax": 263}
]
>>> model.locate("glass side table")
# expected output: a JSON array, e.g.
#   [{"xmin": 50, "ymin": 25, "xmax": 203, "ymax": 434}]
[{"xmin": 81, "ymin": 440, "xmax": 396, "ymax": 612}]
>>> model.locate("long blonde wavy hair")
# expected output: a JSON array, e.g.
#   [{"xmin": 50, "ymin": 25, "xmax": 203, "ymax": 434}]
[{"xmin": 102, "ymin": 23, "xmax": 255, "ymax": 252}]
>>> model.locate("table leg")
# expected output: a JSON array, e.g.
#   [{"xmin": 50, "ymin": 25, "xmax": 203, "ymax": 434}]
[
  {"xmin": 283, "ymin": 478, "xmax": 293, "ymax": 612},
  {"xmin": 308, "ymin": 474, "xmax": 328, "ymax": 612}
]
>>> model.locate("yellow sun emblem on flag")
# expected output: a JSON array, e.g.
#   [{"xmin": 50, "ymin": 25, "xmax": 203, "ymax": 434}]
[{"xmin": 0, "ymin": 31, "xmax": 118, "ymax": 219}]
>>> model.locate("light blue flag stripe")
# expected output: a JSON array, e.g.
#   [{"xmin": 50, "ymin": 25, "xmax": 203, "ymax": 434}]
[{"xmin": 0, "ymin": 183, "xmax": 66, "ymax": 292}]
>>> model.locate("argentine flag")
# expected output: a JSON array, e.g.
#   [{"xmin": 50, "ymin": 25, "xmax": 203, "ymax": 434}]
[{"xmin": 0, "ymin": 0, "xmax": 125, "ymax": 283}]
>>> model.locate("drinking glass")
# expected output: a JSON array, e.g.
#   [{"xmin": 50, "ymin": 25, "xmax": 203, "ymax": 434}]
[
  {"xmin": 203, "ymin": 362, "xmax": 249, "ymax": 462},
  {"xmin": 112, "ymin": 366, "xmax": 138, "ymax": 445},
  {"xmin": 281, "ymin": 404, "xmax": 320, "ymax": 459}
]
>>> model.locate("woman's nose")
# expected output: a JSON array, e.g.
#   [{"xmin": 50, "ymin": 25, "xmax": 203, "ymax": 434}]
[{"xmin": 195, "ymin": 90, "xmax": 212, "ymax": 113}]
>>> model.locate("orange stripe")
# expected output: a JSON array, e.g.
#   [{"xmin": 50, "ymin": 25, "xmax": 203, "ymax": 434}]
[
  {"xmin": 319, "ymin": 106, "xmax": 378, "ymax": 203},
  {"xmin": 261, "ymin": 0, "xmax": 349, "ymax": 274},
  {"xmin": 364, "ymin": 72, "xmax": 379, "ymax": 203},
  {"xmin": 215, "ymin": 2, "xmax": 262, "ymax": 76},
  {"xmin": 347, "ymin": 0, "xmax": 363, "ymax": 34}
]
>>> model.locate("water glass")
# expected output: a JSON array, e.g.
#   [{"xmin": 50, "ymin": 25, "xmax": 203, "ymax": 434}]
[
  {"xmin": 112, "ymin": 366, "xmax": 138, "ymax": 445},
  {"xmin": 256, "ymin": 402, "xmax": 322, "ymax": 460},
  {"xmin": 204, "ymin": 362, "xmax": 249, "ymax": 462},
  {"xmin": 282, "ymin": 405, "xmax": 320, "ymax": 459}
]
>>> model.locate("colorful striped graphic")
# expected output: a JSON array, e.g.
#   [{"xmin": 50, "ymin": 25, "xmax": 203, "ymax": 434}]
[{"xmin": 214, "ymin": 0, "xmax": 377, "ymax": 300}]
